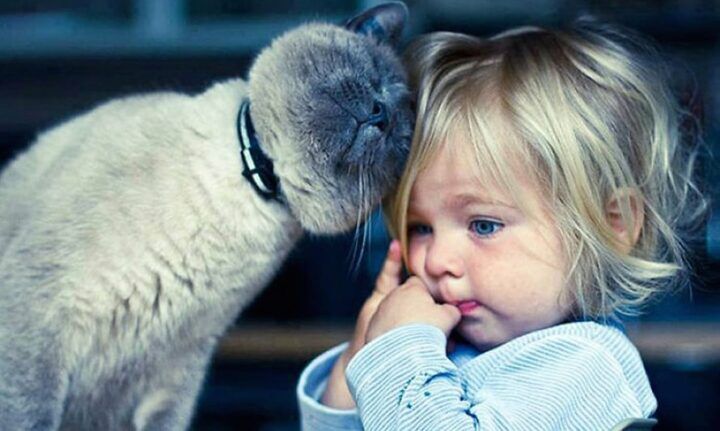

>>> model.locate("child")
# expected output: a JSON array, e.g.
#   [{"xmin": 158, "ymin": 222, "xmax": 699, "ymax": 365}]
[{"xmin": 297, "ymin": 18, "xmax": 706, "ymax": 431}]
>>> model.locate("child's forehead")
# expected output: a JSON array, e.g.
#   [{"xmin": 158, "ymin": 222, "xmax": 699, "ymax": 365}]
[
  {"xmin": 442, "ymin": 107, "xmax": 526, "ymax": 176},
  {"xmin": 419, "ymin": 112, "xmax": 551, "ymax": 213}
]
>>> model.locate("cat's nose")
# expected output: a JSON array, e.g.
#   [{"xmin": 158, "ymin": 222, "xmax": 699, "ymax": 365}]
[{"xmin": 367, "ymin": 100, "xmax": 389, "ymax": 132}]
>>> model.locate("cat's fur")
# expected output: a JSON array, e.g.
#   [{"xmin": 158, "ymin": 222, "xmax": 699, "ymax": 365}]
[{"xmin": 0, "ymin": 3, "xmax": 412, "ymax": 429}]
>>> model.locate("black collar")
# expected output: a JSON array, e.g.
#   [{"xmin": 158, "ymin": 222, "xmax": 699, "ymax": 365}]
[{"xmin": 237, "ymin": 99, "xmax": 282, "ymax": 203}]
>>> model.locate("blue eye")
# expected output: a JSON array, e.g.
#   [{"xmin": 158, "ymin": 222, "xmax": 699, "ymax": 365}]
[
  {"xmin": 408, "ymin": 223, "xmax": 432, "ymax": 236},
  {"xmin": 470, "ymin": 220, "xmax": 503, "ymax": 237}
]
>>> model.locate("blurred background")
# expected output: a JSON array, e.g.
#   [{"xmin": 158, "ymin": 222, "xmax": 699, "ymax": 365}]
[{"xmin": 0, "ymin": 0, "xmax": 718, "ymax": 429}]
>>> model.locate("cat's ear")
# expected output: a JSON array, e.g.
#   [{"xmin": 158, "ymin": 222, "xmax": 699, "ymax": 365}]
[{"xmin": 344, "ymin": 2, "xmax": 408, "ymax": 48}]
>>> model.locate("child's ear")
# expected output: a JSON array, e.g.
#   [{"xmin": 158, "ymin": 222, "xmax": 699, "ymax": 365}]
[{"xmin": 605, "ymin": 188, "xmax": 644, "ymax": 254}]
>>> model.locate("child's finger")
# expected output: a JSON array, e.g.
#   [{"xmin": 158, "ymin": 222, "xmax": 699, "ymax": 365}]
[
  {"xmin": 355, "ymin": 241, "xmax": 404, "ymax": 349},
  {"xmin": 374, "ymin": 240, "xmax": 402, "ymax": 295},
  {"xmin": 440, "ymin": 303, "xmax": 462, "ymax": 330}
]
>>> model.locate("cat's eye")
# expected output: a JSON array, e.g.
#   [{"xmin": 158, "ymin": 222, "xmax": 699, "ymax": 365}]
[
  {"xmin": 368, "ymin": 101, "xmax": 388, "ymax": 131},
  {"xmin": 371, "ymin": 101, "xmax": 383, "ymax": 116}
]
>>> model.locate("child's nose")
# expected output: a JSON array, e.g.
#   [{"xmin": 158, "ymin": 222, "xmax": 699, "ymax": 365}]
[{"xmin": 424, "ymin": 236, "xmax": 464, "ymax": 280}]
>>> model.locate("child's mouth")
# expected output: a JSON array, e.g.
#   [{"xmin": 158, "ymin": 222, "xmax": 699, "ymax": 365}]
[{"xmin": 455, "ymin": 300, "xmax": 480, "ymax": 315}]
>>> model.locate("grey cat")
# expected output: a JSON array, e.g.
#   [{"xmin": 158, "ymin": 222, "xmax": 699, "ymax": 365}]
[{"xmin": 0, "ymin": 3, "xmax": 412, "ymax": 430}]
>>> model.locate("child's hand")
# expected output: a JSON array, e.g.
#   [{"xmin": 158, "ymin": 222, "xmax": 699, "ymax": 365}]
[
  {"xmin": 365, "ymin": 276, "xmax": 461, "ymax": 343},
  {"xmin": 320, "ymin": 240, "xmax": 403, "ymax": 408},
  {"xmin": 349, "ymin": 239, "xmax": 404, "ymax": 354}
]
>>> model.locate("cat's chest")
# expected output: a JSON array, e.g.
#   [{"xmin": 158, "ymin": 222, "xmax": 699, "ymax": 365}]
[
  {"xmin": 67, "ymin": 193, "xmax": 302, "ymax": 398},
  {"xmin": 102, "ymin": 202, "xmax": 297, "ymax": 329},
  {"xmin": 51, "ymin": 80, "xmax": 305, "ymax": 393},
  {"xmin": 65, "ymin": 181, "xmax": 301, "ymax": 368}
]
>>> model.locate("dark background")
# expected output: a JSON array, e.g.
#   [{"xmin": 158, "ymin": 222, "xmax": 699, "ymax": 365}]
[{"xmin": 1, "ymin": 1, "xmax": 718, "ymax": 430}]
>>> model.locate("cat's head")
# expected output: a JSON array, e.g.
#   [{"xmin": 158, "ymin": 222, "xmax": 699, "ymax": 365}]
[{"xmin": 248, "ymin": 2, "xmax": 413, "ymax": 234}]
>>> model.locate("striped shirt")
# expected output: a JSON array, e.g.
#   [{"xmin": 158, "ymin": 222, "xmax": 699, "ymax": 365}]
[{"xmin": 297, "ymin": 321, "xmax": 656, "ymax": 430}]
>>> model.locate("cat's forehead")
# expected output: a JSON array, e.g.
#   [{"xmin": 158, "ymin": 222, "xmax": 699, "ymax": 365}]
[{"xmin": 283, "ymin": 24, "xmax": 386, "ymax": 65}]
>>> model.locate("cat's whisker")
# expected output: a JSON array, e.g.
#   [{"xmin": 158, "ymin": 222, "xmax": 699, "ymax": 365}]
[
  {"xmin": 358, "ymin": 170, "xmax": 374, "ymax": 274},
  {"xmin": 360, "ymin": 201, "xmax": 372, "ymax": 275},
  {"xmin": 349, "ymin": 168, "xmax": 370, "ymax": 276},
  {"xmin": 347, "ymin": 178, "xmax": 360, "ymax": 266},
  {"xmin": 351, "ymin": 173, "xmax": 364, "ymax": 269}
]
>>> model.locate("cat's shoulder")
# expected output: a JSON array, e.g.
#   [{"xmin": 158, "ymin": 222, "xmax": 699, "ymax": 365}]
[
  {"xmin": 89, "ymin": 78, "xmax": 248, "ymax": 125},
  {"xmin": 192, "ymin": 78, "xmax": 248, "ymax": 108}
]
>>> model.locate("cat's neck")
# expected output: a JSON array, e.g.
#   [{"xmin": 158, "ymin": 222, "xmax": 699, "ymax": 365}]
[
  {"xmin": 186, "ymin": 77, "xmax": 304, "ymax": 275},
  {"xmin": 237, "ymin": 99, "xmax": 282, "ymax": 203}
]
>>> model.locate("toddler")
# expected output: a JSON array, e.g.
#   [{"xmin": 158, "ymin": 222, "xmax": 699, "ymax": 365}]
[{"xmin": 297, "ymin": 18, "xmax": 705, "ymax": 431}]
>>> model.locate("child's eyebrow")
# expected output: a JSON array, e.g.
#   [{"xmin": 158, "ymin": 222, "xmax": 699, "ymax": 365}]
[{"xmin": 444, "ymin": 192, "xmax": 517, "ymax": 210}]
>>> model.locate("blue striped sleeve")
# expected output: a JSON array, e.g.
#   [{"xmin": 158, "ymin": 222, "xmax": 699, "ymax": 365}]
[
  {"xmin": 296, "ymin": 342, "xmax": 364, "ymax": 431},
  {"xmin": 347, "ymin": 324, "xmax": 477, "ymax": 431},
  {"xmin": 345, "ymin": 323, "xmax": 655, "ymax": 431}
]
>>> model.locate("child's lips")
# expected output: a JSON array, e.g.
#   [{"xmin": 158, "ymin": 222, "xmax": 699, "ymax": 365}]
[{"xmin": 454, "ymin": 300, "xmax": 480, "ymax": 315}]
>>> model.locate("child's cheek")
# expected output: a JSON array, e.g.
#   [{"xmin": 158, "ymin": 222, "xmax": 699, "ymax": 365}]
[{"xmin": 406, "ymin": 242, "xmax": 424, "ymax": 277}]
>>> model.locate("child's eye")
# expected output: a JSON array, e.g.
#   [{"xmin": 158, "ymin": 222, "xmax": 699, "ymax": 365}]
[
  {"xmin": 470, "ymin": 219, "xmax": 503, "ymax": 237},
  {"xmin": 408, "ymin": 223, "xmax": 432, "ymax": 236}
]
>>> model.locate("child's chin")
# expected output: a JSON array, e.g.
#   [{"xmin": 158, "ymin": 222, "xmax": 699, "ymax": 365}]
[{"xmin": 456, "ymin": 323, "xmax": 507, "ymax": 352}]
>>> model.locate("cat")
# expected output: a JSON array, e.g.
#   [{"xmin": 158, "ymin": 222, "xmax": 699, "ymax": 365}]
[{"xmin": 0, "ymin": 2, "xmax": 412, "ymax": 430}]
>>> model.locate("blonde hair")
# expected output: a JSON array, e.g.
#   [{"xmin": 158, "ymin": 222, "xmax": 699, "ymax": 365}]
[{"xmin": 385, "ymin": 19, "xmax": 707, "ymax": 320}]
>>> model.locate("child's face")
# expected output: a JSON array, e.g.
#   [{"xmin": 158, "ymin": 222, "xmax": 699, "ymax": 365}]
[{"xmin": 405, "ymin": 138, "xmax": 572, "ymax": 352}]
